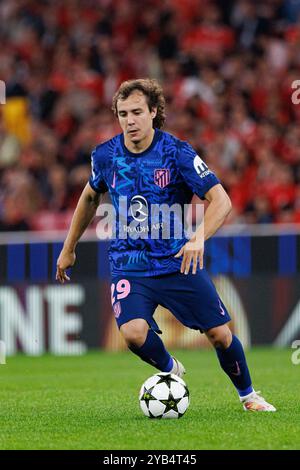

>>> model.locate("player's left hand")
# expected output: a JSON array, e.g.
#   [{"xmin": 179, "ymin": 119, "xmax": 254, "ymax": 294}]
[{"xmin": 174, "ymin": 239, "xmax": 204, "ymax": 274}]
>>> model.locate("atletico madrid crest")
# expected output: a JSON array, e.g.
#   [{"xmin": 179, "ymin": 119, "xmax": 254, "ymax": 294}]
[
  {"xmin": 154, "ymin": 169, "xmax": 170, "ymax": 188},
  {"xmin": 113, "ymin": 301, "xmax": 121, "ymax": 318}
]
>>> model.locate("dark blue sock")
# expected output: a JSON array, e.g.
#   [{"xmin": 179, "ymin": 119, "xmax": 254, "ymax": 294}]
[
  {"xmin": 216, "ymin": 335, "xmax": 253, "ymax": 397},
  {"xmin": 128, "ymin": 329, "xmax": 173, "ymax": 372}
]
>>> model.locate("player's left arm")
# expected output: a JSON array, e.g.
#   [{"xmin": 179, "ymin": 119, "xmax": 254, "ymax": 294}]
[
  {"xmin": 201, "ymin": 183, "xmax": 232, "ymax": 241},
  {"xmin": 175, "ymin": 184, "xmax": 232, "ymax": 274}
]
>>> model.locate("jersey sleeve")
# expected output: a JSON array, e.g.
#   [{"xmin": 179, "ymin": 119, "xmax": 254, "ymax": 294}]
[
  {"xmin": 177, "ymin": 141, "xmax": 220, "ymax": 199},
  {"xmin": 89, "ymin": 147, "xmax": 108, "ymax": 194}
]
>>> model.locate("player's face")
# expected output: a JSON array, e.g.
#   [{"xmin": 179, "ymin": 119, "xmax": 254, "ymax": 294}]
[{"xmin": 117, "ymin": 91, "xmax": 157, "ymax": 145}]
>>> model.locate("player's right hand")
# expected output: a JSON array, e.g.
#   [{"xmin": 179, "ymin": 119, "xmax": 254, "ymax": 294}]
[{"xmin": 56, "ymin": 249, "xmax": 76, "ymax": 283}]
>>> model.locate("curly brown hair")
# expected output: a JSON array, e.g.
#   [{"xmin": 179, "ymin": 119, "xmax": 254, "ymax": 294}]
[{"xmin": 112, "ymin": 78, "xmax": 166, "ymax": 129}]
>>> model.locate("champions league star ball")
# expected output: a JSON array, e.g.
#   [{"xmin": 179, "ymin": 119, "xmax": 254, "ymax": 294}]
[{"xmin": 139, "ymin": 373, "xmax": 190, "ymax": 419}]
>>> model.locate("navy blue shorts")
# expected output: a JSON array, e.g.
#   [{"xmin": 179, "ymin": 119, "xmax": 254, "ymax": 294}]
[{"xmin": 111, "ymin": 270, "xmax": 231, "ymax": 333}]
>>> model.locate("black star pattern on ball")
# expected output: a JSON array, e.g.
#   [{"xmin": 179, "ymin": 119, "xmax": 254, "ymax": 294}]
[
  {"xmin": 148, "ymin": 410, "xmax": 162, "ymax": 419},
  {"xmin": 161, "ymin": 390, "xmax": 182, "ymax": 414},
  {"xmin": 155, "ymin": 373, "xmax": 179, "ymax": 388},
  {"xmin": 141, "ymin": 386, "xmax": 157, "ymax": 408}
]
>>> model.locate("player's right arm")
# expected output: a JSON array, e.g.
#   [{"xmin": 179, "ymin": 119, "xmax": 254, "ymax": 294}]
[{"xmin": 56, "ymin": 182, "xmax": 102, "ymax": 283}]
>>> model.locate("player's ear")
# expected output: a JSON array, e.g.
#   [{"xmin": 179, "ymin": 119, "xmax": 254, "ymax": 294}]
[{"xmin": 150, "ymin": 107, "xmax": 157, "ymax": 120}]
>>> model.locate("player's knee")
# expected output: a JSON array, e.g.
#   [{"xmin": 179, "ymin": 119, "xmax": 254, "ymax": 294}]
[
  {"xmin": 120, "ymin": 319, "xmax": 149, "ymax": 348},
  {"xmin": 206, "ymin": 325, "xmax": 232, "ymax": 350}
]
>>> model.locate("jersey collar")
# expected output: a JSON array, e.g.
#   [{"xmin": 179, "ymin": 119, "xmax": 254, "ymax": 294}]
[{"xmin": 121, "ymin": 128, "xmax": 160, "ymax": 157}]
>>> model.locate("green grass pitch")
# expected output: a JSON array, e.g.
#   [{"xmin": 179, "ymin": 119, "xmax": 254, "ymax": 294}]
[{"xmin": 0, "ymin": 348, "xmax": 299, "ymax": 450}]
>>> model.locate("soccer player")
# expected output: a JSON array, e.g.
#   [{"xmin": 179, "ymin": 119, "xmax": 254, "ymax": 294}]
[{"xmin": 56, "ymin": 79, "xmax": 275, "ymax": 412}]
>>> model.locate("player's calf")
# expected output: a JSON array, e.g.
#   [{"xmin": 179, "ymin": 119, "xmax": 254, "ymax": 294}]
[
  {"xmin": 120, "ymin": 318, "xmax": 149, "ymax": 348},
  {"xmin": 121, "ymin": 321, "xmax": 174, "ymax": 373},
  {"xmin": 205, "ymin": 324, "xmax": 232, "ymax": 349}
]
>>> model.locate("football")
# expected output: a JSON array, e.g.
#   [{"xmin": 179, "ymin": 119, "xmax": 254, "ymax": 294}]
[{"xmin": 139, "ymin": 372, "xmax": 190, "ymax": 419}]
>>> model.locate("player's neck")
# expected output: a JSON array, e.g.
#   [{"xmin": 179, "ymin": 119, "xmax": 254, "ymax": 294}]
[{"xmin": 124, "ymin": 128, "xmax": 155, "ymax": 154}]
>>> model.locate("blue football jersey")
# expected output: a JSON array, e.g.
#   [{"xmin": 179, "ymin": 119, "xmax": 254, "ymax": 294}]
[{"xmin": 89, "ymin": 129, "xmax": 219, "ymax": 277}]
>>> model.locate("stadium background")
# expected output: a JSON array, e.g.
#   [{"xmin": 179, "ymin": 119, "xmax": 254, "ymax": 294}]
[{"xmin": 0, "ymin": 0, "xmax": 300, "ymax": 355}]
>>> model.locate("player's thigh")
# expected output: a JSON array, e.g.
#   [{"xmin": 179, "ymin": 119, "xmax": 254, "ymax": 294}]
[
  {"xmin": 157, "ymin": 270, "xmax": 231, "ymax": 332},
  {"xmin": 111, "ymin": 276, "xmax": 158, "ymax": 332}
]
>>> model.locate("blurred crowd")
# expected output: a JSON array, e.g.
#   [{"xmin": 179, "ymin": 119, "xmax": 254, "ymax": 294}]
[{"xmin": 0, "ymin": 0, "xmax": 300, "ymax": 231}]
